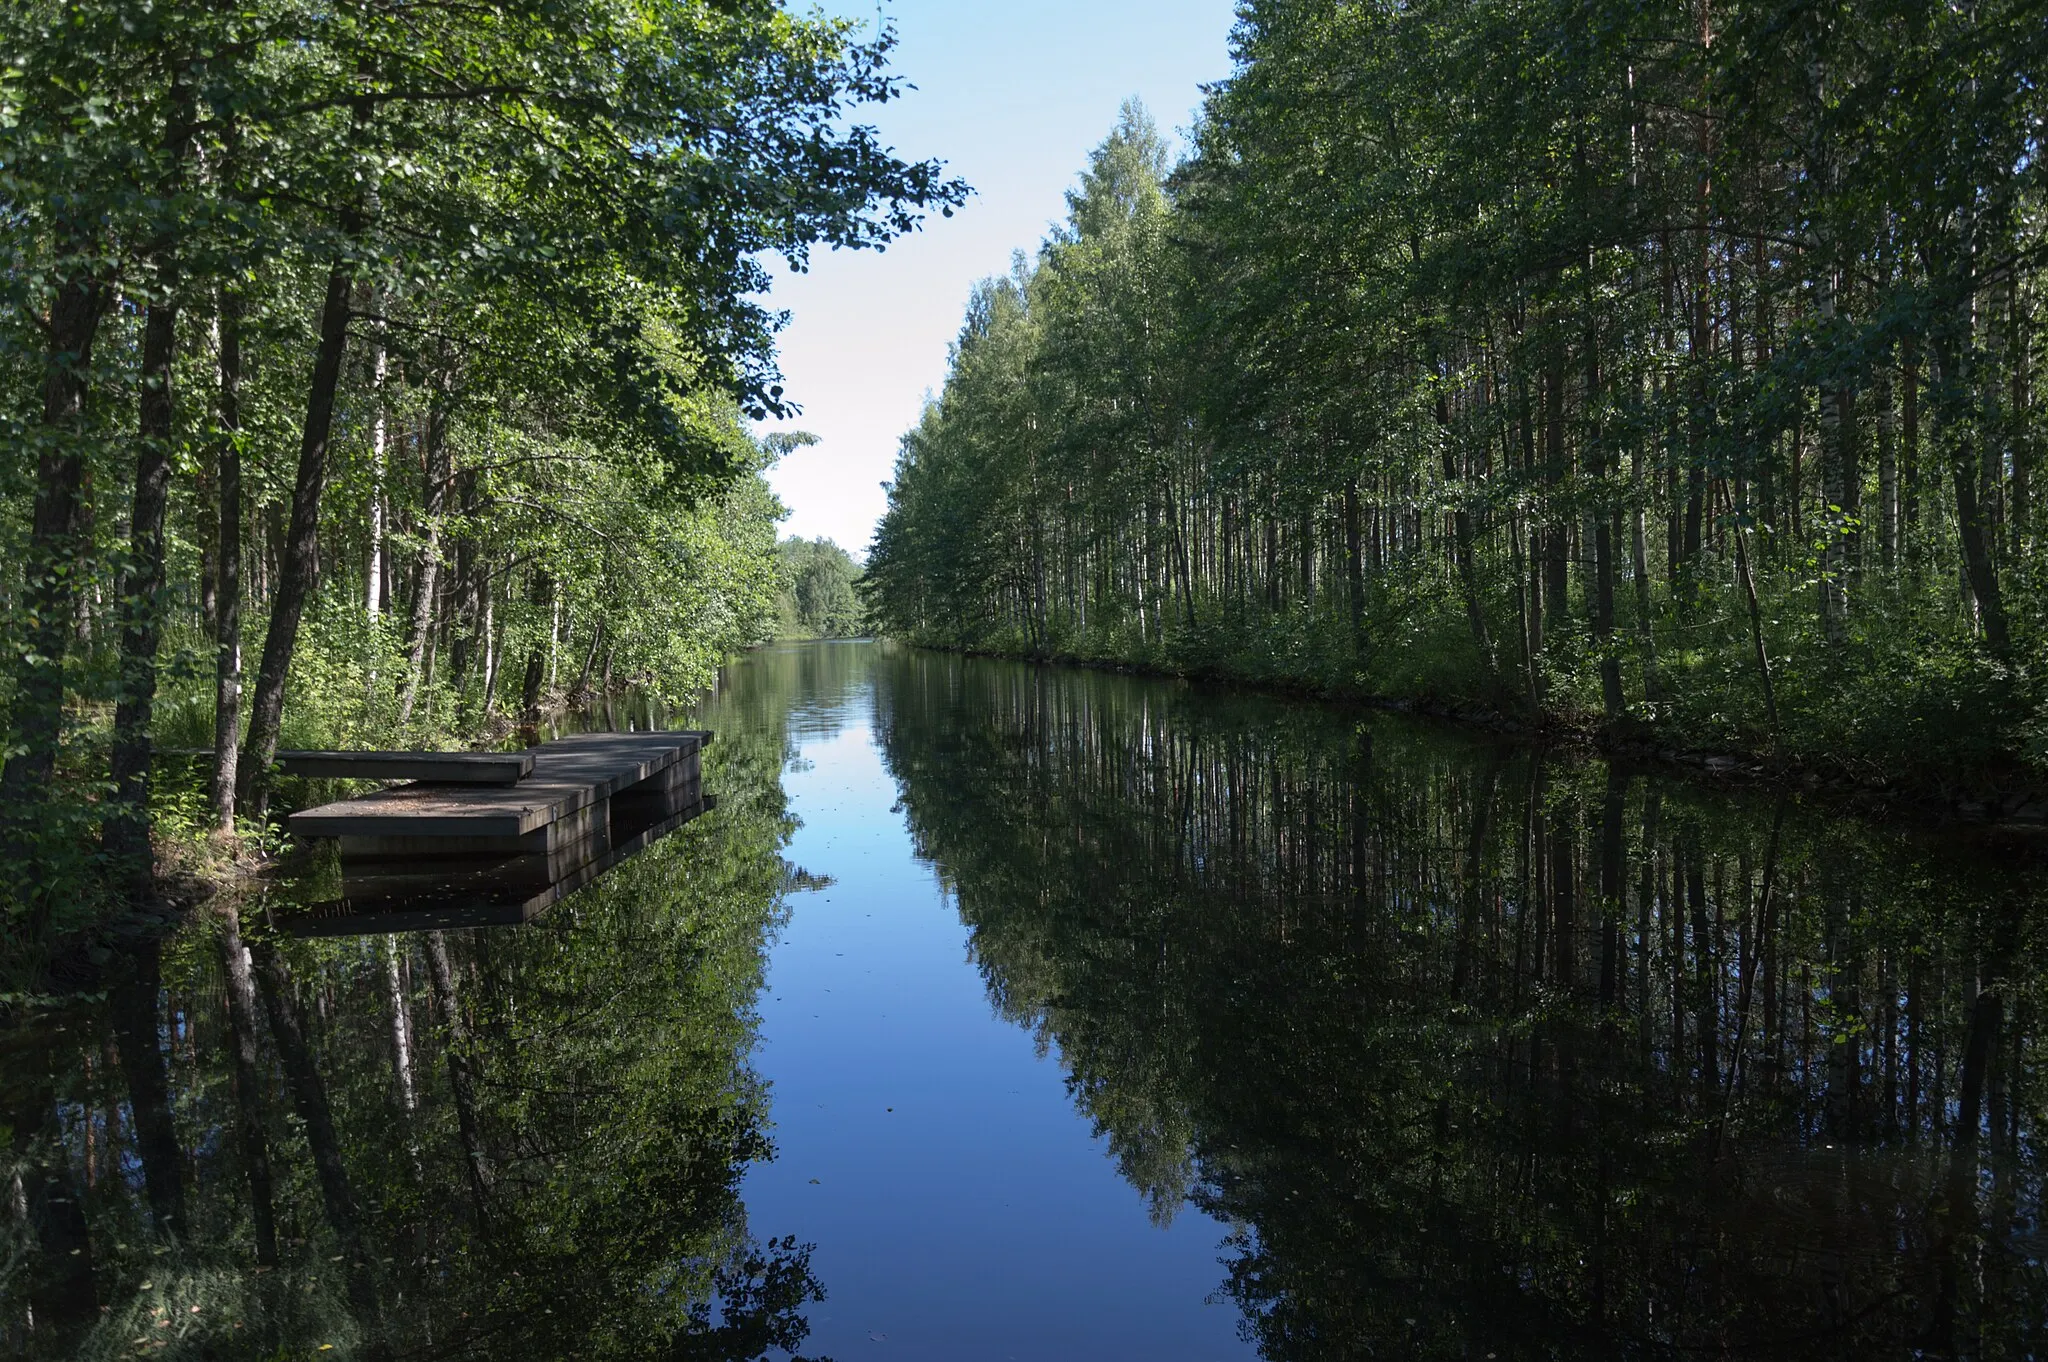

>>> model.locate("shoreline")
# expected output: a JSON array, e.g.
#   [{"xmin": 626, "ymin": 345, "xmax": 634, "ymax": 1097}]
[
  {"xmin": 916, "ymin": 640, "xmax": 2048, "ymax": 839},
  {"xmin": 21, "ymin": 638, "xmax": 2039, "ymax": 1004},
  {"xmin": 15, "ymin": 682, "xmax": 660, "ymax": 1002}
]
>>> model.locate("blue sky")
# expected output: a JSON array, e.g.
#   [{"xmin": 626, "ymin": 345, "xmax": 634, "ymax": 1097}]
[{"xmin": 755, "ymin": 0, "xmax": 1241, "ymax": 556}]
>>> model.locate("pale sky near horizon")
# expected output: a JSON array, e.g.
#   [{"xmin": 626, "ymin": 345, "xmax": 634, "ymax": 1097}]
[{"xmin": 754, "ymin": 0, "xmax": 1241, "ymax": 558}]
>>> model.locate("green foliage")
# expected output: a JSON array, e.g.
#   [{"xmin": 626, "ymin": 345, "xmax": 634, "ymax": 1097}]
[
  {"xmin": 867, "ymin": 9, "xmax": 2048, "ymax": 786},
  {"xmin": 776, "ymin": 536, "xmax": 867, "ymax": 640},
  {"xmin": 0, "ymin": 0, "xmax": 967, "ymax": 958}
]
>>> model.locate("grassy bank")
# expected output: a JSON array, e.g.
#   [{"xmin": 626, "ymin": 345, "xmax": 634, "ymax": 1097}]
[{"xmin": 891, "ymin": 606, "xmax": 2046, "ymax": 825}]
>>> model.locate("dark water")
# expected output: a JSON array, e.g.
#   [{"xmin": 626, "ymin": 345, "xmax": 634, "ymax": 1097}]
[{"xmin": 6, "ymin": 641, "xmax": 2045, "ymax": 1360}]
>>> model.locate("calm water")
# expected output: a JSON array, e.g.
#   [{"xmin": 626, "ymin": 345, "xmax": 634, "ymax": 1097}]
[{"xmin": 5, "ymin": 640, "xmax": 2045, "ymax": 1360}]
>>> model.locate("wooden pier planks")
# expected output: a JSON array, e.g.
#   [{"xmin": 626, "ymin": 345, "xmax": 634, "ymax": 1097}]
[
  {"xmin": 286, "ymin": 731, "xmax": 708, "ymax": 846},
  {"xmin": 271, "ymin": 750, "xmax": 534, "ymax": 784},
  {"xmin": 279, "ymin": 728, "xmax": 720, "ymax": 936},
  {"xmin": 155, "ymin": 748, "xmax": 536, "ymax": 783}
]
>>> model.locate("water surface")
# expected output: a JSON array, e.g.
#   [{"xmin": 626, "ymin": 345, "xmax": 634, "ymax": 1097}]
[{"xmin": 5, "ymin": 640, "xmax": 2044, "ymax": 1360}]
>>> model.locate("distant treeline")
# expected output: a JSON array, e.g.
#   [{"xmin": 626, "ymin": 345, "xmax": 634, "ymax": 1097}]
[
  {"xmin": 865, "ymin": 0, "xmax": 2047, "ymax": 786},
  {"xmin": 0, "ymin": 0, "xmax": 961, "ymax": 943},
  {"xmin": 777, "ymin": 537, "xmax": 867, "ymax": 640}
]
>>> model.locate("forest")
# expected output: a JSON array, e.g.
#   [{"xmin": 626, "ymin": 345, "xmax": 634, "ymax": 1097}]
[
  {"xmin": 17, "ymin": 2, "xmax": 2048, "ymax": 1353},
  {"xmin": 0, "ymin": 0, "xmax": 961, "ymax": 958},
  {"xmin": 775, "ymin": 537, "xmax": 868, "ymax": 640},
  {"xmin": 866, "ymin": 0, "xmax": 2048, "ymax": 795}
]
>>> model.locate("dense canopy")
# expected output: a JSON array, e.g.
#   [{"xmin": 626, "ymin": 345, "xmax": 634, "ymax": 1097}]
[
  {"xmin": 867, "ymin": 0, "xmax": 2048, "ymax": 790},
  {"xmin": 0, "ymin": 0, "xmax": 963, "ymax": 955}
]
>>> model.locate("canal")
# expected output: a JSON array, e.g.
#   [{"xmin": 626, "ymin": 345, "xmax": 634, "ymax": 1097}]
[{"xmin": 4, "ymin": 639, "xmax": 2043, "ymax": 1359}]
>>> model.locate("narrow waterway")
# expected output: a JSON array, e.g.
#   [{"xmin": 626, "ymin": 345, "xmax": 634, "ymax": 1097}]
[
  {"xmin": 4, "ymin": 640, "xmax": 2044, "ymax": 1360},
  {"xmin": 726, "ymin": 643, "xmax": 1248, "ymax": 1359}
]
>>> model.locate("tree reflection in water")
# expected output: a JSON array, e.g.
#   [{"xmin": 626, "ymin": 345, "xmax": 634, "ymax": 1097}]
[
  {"xmin": 8, "ymin": 641, "xmax": 2044, "ymax": 1360},
  {"xmin": 870, "ymin": 647, "xmax": 2047, "ymax": 1360},
  {"xmin": 1, "ymin": 721, "xmax": 827, "ymax": 1362}
]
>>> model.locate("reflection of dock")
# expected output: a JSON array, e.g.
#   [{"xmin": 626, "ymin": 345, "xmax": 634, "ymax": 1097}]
[{"xmin": 283, "ymin": 731, "xmax": 715, "ymax": 935}]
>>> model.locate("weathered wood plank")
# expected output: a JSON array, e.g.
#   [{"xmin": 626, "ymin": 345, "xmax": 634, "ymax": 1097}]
[
  {"xmin": 154, "ymin": 748, "xmax": 536, "ymax": 783},
  {"xmin": 286, "ymin": 731, "xmax": 702, "ymax": 842},
  {"xmin": 273, "ymin": 750, "xmax": 534, "ymax": 784}
]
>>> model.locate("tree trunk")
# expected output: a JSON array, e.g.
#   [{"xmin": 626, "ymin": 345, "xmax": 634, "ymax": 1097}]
[
  {"xmin": 1584, "ymin": 339, "xmax": 1621, "ymax": 717},
  {"xmin": 1931, "ymin": 322, "xmax": 2011, "ymax": 654},
  {"xmin": 1343, "ymin": 479, "xmax": 1365, "ymax": 662},
  {"xmin": 1263, "ymin": 510, "xmax": 1278, "ymax": 610},
  {"xmin": 1954, "ymin": 979, "xmax": 2001, "ymax": 1164},
  {"xmin": 520, "ymin": 572, "xmax": 552, "ymax": 722},
  {"xmin": 1688, "ymin": 852, "xmax": 1716, "ymax": 1089},
  {"xmin": 105, "ymin": 289, "xmax": 181, "ymax": 889},
  {"xmin": 383, "ymin": 935, "xmax": 419, "ymax": 1117},
  {"xmin": 1548, "ymin": 800, "xmax": 1576, "ymax": 993},
  {"xmin": 521, "ymin": 644, "xmax": 547, "ymax": 723},
  {"xmin": 196, "ymin": 433, "xmax": 219, "ymax": 644},
  {"xmin": 397, "ymin": 382, "xmax": 453, "ymax": 726},
  {"xmin": 5, "ymin": 1053, "xmax": 98, "ymax": 1350},
  {"xmin": 1511, "ymin": 511, "xmax": 1541, "ymax": 709},
  {"xmin": 2011, "ymin": 288, "xmax": 2032, "ymax": 548},
  {"xmin": 1031, "ymin": 512, "xmax": 1050, "ymax": 652},
  {"xmin": 572, "ymin": 620, "xmax": 606, "ymax": 701},
  {"xmin": 1682, "ymin": 462, "xmax": 1705, "ymax": 595},
  {"xmin": 425, "ymin": 931, "xmax": 494, "ymax": 1215},
  {"xmin": 1877, "ymin": 375, "xmax": 1899, "ymax": 570},
  {"xmin": 1735, "ymin": 524, "xmax": 1780, "ymax": 739},
  {"xmin": 1902, "ymin": 353, "xmax": 1922, "ymax": 555},
  {"xmin": 107, "ymin": 77, "xmax": 201, "ymax": 878},
  {"xmin": 448, "ymin": 473, "xmax": 481, "ymax": 695},
  {"xmin": 1630, "ymin": 425, "xmax": 1660, "ymax": 700},
  {"xmin": 1599, "ymin": 768, "xmax": 1629, "ymax": 1009},
  {"xmin": 1542, "ymin": 353, "xmax": 1571, "ymax": 635},
  {"xmin": 1951, "ymin": 447, "xmax": 2009, "ymax": 654},
  {"xmin": 481, "ymin": 581, "xmax": 502, "ymax": 721},
  {"xmin": 251, "ymin": 940, "xmax": 378, "ymax": 1314},
  {"xmin": 365, "ymin": 293, "xmax": 389, "ymax": 622},
  {"xmin": 1436, "ymin": 388, "xmax": 1494, "ymax": 671},
  {"xmin": 1596, "ymin": 507, "xmax": 1624, "ymax": 718},
  {"xmin": 1, "ymin": 272, "xmax": 110, "ymax": 886},
  {"xmin": 239, "ymin": 262, "xmax": 355, "ymax": 822},
  {"xmin": 1817, "ymin": 266, "xmax": 1851, "ymax": 641},
  {"xmin": 212, "ymin": 290, "xmax": 245, "ymax": 832}
]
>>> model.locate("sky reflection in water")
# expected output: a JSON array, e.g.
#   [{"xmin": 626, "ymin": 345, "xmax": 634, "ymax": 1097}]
[{"xmin": 733, "ymin": 643, "xmax": 1249, "ymax": 1360}]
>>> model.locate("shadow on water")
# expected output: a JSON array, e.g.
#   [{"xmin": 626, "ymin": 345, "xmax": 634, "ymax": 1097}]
[{"xmin": 6, "ymin": 639, "xmax": 2045, "ymax": 1359}]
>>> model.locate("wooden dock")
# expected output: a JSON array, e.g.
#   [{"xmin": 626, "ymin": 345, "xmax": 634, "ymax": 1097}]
[
  {"xmin": 269, "ymin": 750, "xmax": 534, "ymax": 784},
  {"xmin": 158, "ymin": 748, "xmax": 537, "ymax": 784},
  {"xmin": 288, "ymin": 730, "xmax": 709, "ymax": 855},
  {"xmin": 282, "ymin": 729, "xmax": 715, "ymax": 935}
]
